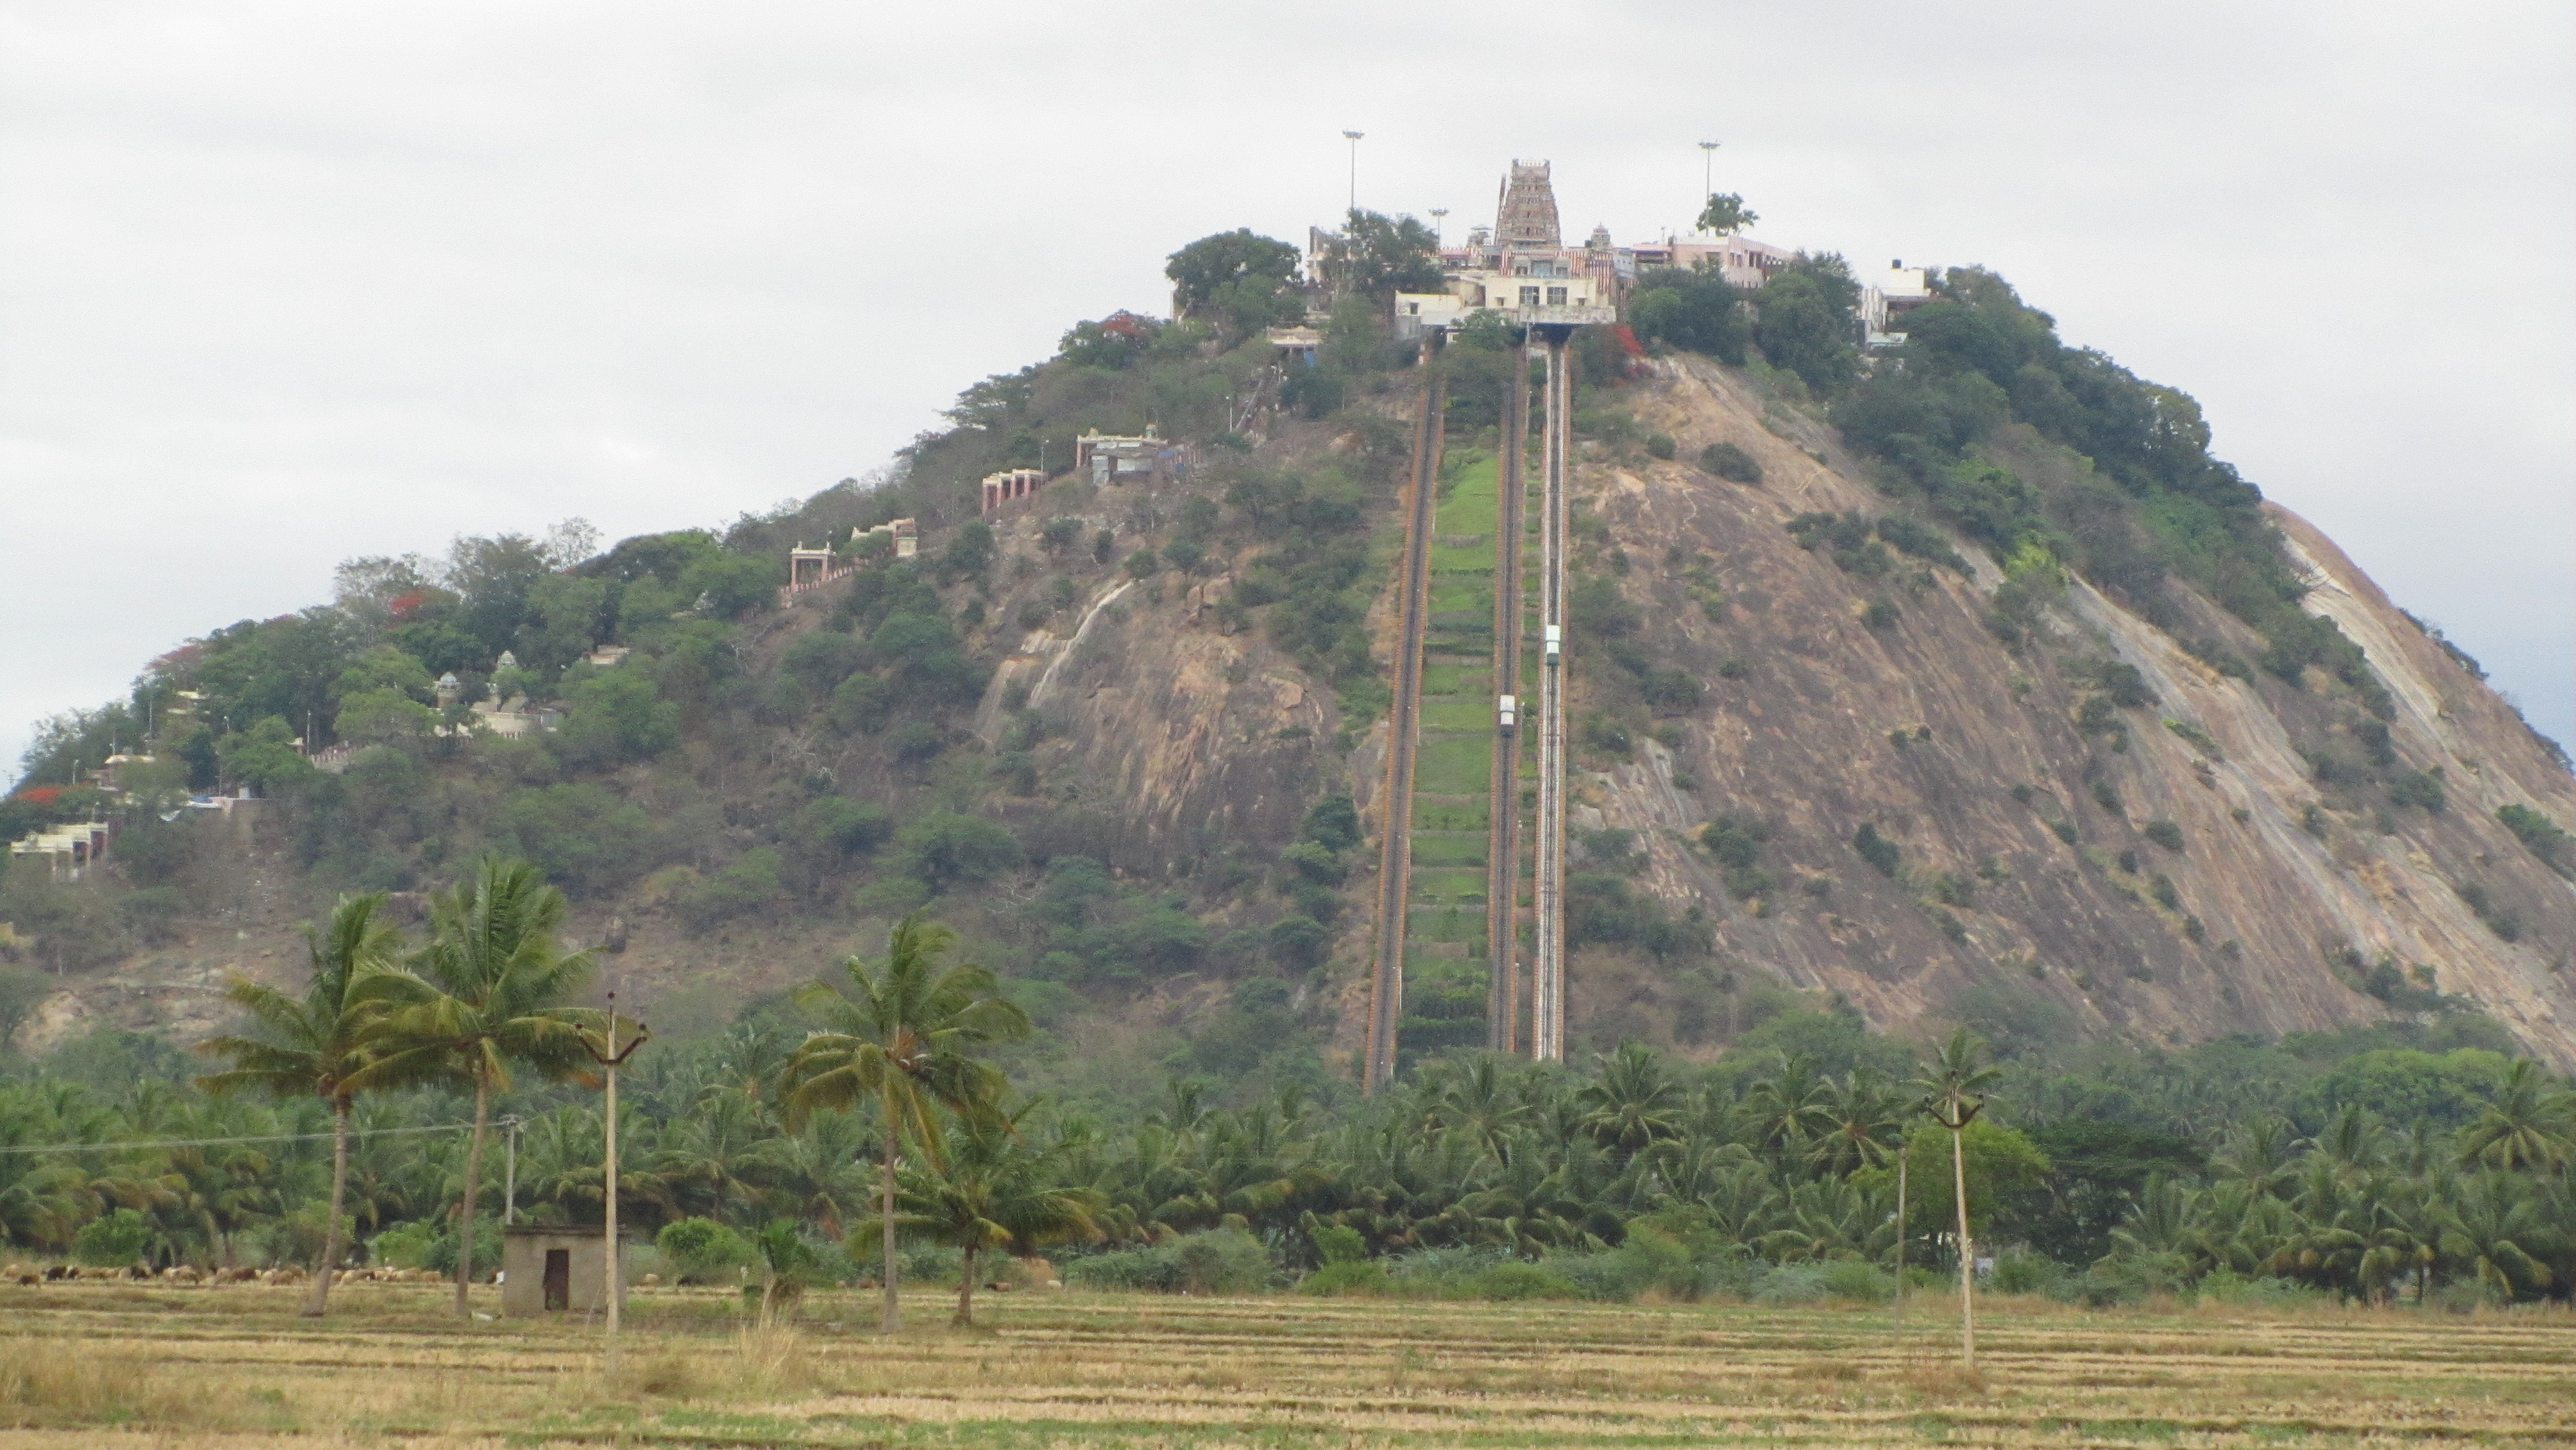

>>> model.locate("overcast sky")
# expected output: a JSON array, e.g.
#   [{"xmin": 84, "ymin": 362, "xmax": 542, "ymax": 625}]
[{"xmin": 5, "ymin": 1, "xmax": 2570, "ymax": 777}]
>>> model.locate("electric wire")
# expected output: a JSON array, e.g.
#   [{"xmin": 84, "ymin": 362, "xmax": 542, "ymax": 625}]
[{"xmin": 0, "ymin": 1120, "xmax": 480, "ymax": 1156}]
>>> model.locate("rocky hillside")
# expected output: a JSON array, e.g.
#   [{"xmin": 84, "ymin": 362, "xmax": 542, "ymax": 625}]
[
  {"xmin": 6, "ymin": 264, "xmax": 2571, "ymax": 1083},
  {"xmin": 1514, "ymin": 354, "xmax": 2576, "ymax": 1067}
]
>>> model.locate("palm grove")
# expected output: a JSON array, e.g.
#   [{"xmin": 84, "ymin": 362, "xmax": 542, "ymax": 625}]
[
  {"xmin": 8, "ymin": 869, "xmax": 2576, "ymax": 1318},
  {"xmin": 5, "ymin": 212, "xmax": 2576, "ymax": 1316}
]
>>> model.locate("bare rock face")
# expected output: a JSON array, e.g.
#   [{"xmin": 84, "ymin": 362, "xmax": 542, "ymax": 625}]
[
  {"xmin": 971, "ymin": 534, "xmax": 1334, "ymax": 879},
  {"xmin": 1550, "ymin": 357, "xmax": 2575, "ymax": 1063}
]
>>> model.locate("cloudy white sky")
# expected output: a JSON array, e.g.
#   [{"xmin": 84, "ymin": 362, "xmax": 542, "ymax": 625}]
[{"xmin": 4, "ymin": 1, "xmax": 2569, "ymax": 775}]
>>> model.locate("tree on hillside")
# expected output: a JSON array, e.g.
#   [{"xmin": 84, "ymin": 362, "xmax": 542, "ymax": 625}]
[
  {"xmin": 365, "ymin": 857, "xmax": 597, "ymax": 1316},
  {"xmin": 1754, "ymin": 253, "xmax": 1862, "ymax": 396},
  {"xmin": 1696, "ymin": 193, "xmax": 1758, "ymax": 236},
  {"xmin": 1628, "ymin": 267, "xmax": 1747, "ymax": 362},
  {"xmin": 1321, "ymin": 209, "xmax": 1442, "ymax": 311},
  {"xmin": 779, "ymin": 915, "xmax": 1031, "ymax": 1334},
  {"xmin": 1166, "ymin": 230, "xmax": 1305, "ymax": 342},
  {"xmin": 196, "ymin": 893, "xmax": 403, "ymax": 1316}
]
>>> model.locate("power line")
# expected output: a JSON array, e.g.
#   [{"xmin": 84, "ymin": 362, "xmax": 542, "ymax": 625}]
[{"xmin": 0, "ymin": 1120, "xmax": 479, "ymax": 1157}]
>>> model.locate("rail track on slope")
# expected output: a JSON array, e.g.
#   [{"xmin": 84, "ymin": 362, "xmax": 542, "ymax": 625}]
[{"xmin": 1363, "ymin": 347, "xmax": 1448, "ymax": 1093}]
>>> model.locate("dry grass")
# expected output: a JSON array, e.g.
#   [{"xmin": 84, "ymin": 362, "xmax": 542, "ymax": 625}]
[{"xmin": 0, "ymin": 1279, "xmax": 2571, "ymax": 1448}]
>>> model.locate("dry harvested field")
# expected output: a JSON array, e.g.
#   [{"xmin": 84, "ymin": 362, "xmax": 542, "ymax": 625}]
[{"xmin": 2, "ymin": 1280, "xmax": 2572, "ymax": 1449}]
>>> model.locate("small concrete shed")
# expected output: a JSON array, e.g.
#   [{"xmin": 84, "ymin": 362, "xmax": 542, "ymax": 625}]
[{"xmin": 500, "ymin": 1225, "xmax": 639, "ymax": 1316}]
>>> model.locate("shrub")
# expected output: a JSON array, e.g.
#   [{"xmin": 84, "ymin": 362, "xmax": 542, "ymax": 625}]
[
  {"xmin": 1299, "ymin": 1260, "xmax": 1389, "ymax": 1296},
  {"xmin": 1281, "ymin": 840, "xmax": 1346, "ymax": 886},
  {"xmin": 1581, "ymin": 715, "xmax": 1634, "ymax": 759},
  {"xmin": 893, "ymin": 811, "xmax": 1021, "ymax": 889},
  {"xmin": 1064, "ymin": 1229, "xmax": 1272, "ymax": 1294},
  {"xmin": 369, "ymin": 1220, "xmax": 441, "ymax": 1270},
  {"xmin": 1861, "ymin": 600, "xmax": 1899, "ymax": 631},
  {"xmin": 1645, "ymin": 433, "xmax": 1677, "ymax": 460},
  {"xmin": 680, "ymin": 848, "xmax": 788, "ymax": 929},
  {"xmin": 658, "ymin": 1217, "xmax": 756, "ymax": 1284},
  {"xmin": 1820, "ymin": 1258, "xmax": 1897, "ymax": 1302},
  {"xmin": 2497, "ymin": 804, "xmax": 2570, "ymax": 874},
  {"xmin": 2388, "ymin": 769, "xmax": 2446, "ymax": 813},
  {"xmin": 1697, "ymin": 814, "xmax": 1770, "ymax": 870},
  {"xmin": 555, "ymin": 670, "xmax": 680, "ymax": 766},
  {"xmin": 1268, "ymin": 915, "xmax": 1331, "ymax": 971},
  {"xmin": 2456, "ymin": 882, "xmax": 2522, "ymax": 943},
  {"xmin": 496, "ymin": 783, "xmax": 657, "ymax": 896},
  {"xmin": 1853, "ymin": 823, "xmax": 1901, "ymax": 876},
  {"xmin": 72, "ymin": 1207, "xmax": 151, "ymax": 1266},
  {"xmin": 1699, "ymin": 441, "xmax": 1763, "ymax": 481},
  {"xmin": 2142, "ymin": 818, "xmax": 2184, "ymax": 852},
  {"xmin": 1990, "ymin": 1251, "xmax": 2065, "ymax": 1296},
  {"xmin": 890, "ymin": 720, "xmax": 946, "ymax": 764},
  {"xmin": 796, "ymin": 796, "xmax": 891, "ymax": 860}
]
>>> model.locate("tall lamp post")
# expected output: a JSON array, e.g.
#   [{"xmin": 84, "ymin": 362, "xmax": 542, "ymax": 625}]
[
  {"xmin": 1698, "ymin": 140, "xmax": 1720, "ymax": 231},
  {"xmin": 584, "ymin": 992, "xmax": 649, "ymax": 1371},
  {"xmin": 1429, "ymin": 207, "xmax": 1448, "ymax": 249},
  {"xmin": 1342, "ymin": 129, "xmax": 1364, "ymax": 215}
]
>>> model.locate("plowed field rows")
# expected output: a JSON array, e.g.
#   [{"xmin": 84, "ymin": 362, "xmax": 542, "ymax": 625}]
[{"xmin": 5, "ymin": 1282, "xmax": 2572, "ymax": 1448}]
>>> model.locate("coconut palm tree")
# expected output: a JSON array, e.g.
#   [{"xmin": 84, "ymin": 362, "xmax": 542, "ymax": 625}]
[
  {"xmin": 1744, "ymin": 1052, "xmax": 1832, "ymax": 1167},
  {"xmin": 1807, "ymin": 1065, "xmax": 1907, "ymax": 1179},
  {"xmin": 364, "ymin": 857, "xmax": 597, "ymax": 1316},
  {"xmin": 778, "ymin": 914, "xmax": 1031, "ymax": 1334},
  {"xmin": 195, "ymin": 893, "xmax": 404, "ymax": 1315},
  {"xmin": 2440, "ymin": 1169, "xmax": 2549, "ymax": 1302},
  {"xmin": 895, "ymin": 1104, "xmax": 1103, "ymax": 1325},
  {"xmin": 1914, "ymin": 1029, "xmax": 2000, "ymax": 1370},
  {"xmin": 2457, "ymin": 1059, "xmax": 2576, "ymax": 1171},
  {"xmin": 1579, "ymin": 1043, "xmax": 1684, "ymax": 1158}
]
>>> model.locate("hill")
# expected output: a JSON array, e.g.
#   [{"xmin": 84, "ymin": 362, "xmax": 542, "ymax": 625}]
[{"xmin": 5, "ymin": 255, "xmax": 2573, "ymax": 1086}]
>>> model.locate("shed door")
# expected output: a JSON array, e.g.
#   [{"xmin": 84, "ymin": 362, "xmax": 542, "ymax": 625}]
[{"xmin": 543, "ymin": 1248, "xmax": 570, "ymax": 1311}]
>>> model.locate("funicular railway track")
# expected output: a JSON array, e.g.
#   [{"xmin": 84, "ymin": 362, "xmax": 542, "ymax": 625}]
[
  {"xmin": 1485, "ymin": 333, "xmax": 1529, "ymax": 1052},
  {"xmin": 1362, "ymin": 338, "xmax": 1448, "ymax": 1093},
  {"xmin": 1366, "ymin": 311, "xmax": 1597, "ymax": 1087}
]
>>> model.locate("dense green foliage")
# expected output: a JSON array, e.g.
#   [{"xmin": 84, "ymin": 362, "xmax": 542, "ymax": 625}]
[
  {"xmin": 7, "ymin": 931, "xmax": 2572, "ymax": 1308},
  {"xmin": 1826, "ymin": 269, "xmax": 2399, "ymax": 723}
]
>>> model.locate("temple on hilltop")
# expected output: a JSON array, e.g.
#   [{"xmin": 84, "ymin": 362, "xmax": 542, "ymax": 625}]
[
  {"xmin": 1448, "ymin": 159, "xmax": 1792, "ymax": 293},
  {"xmin": 1293, "ymin": 158, "xmax": 1934, "ymax": 346}
]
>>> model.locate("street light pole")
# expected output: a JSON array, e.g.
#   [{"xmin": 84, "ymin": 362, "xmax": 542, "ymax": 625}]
[
  {"xmin": 1698, "ymin": 141, "xmax": 1720, "ymax": 232},
  {"xmin": 1342, "ymin": 130, "xmax": 1364, "ymax": 216},
  {"xmin": 1429, "ymin": 207, "xmax": 1448, "ymax": 249},
  {"xmin": 584, "ymin": 992, "xmax": 649, "ymax": 1372}
]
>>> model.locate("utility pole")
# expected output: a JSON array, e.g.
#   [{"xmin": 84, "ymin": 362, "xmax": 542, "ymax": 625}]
[
  {"xmin": 501, "ymin": 1116, "xmax": 522, "ymax": 1226},
  {"xmin": 1893, "ymin": 1134, "xmax": 1908, "ymax": 1338},
  {"xmin": 1928, "ymin": 1090, "xmax": 1985, "ymax": 1370},
  {"xmin": 1342, "ymin": 130, "xmax": 1364, "ymax": 216},
  {"xmin": 585, "ymin": 993, "xmax": 649, "ymax": 1372}
]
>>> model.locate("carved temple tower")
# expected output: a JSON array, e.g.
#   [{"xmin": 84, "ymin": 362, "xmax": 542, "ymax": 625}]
[{"xmin": 1494, "ymin": 160, "xmax": 1562, "ymax": 259}]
